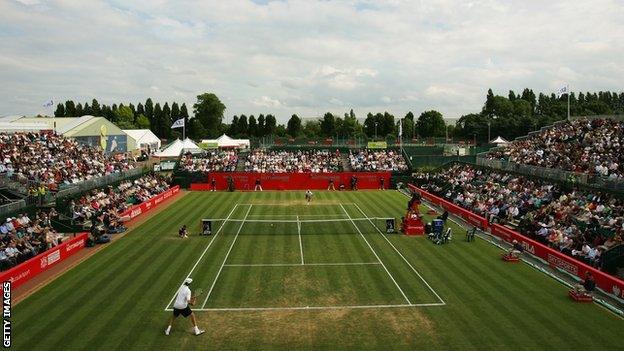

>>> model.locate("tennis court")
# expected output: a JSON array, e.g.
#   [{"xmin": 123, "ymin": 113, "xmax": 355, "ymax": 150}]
[{"xmin": 165, "ymin": 201, "xmax": 444, "ymax": 311}]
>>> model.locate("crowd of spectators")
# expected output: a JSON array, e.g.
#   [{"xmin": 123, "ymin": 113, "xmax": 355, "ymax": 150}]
[
  {"xmin": 349, "ymin": 149, "xmax": 408, "ymax": 172},
  {"xmin": 0, "ymin": 132, "xmax": 137, "ymax": 191},
  {"xmin": 244, "ymin": 149, "xmax": 342, "ymax": 173},
  {"xmin": 179, "ymin": 150, "xmax": 239, "ymax": 172},
  {"xmin": 487, "ymin": 119, "xmax": 624, "ymax": 179},
  {"xmin": 415, "ymin": 164, "xmax": 623, "ymax": 269},
  {"xmin": 69, "ymin": 174, "xmax": 170, "ymax": 237},
  {"xmin": 0, "ymin": 209, "xmax": 62, "ymax": 270}
]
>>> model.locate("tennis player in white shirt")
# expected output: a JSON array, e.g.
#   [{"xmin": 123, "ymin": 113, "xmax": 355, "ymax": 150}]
[{"xmin": 165, "ymin": 278, "xmax": 205, "ymax": 336}]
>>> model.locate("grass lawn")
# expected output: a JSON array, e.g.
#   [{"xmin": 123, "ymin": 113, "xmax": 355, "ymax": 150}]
[{"xmin": 11, "ymin": 191, "xmax": 623, "ymax": 351}]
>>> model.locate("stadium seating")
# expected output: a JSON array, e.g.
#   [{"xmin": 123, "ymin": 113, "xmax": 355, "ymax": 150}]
[
  {"xmin": 244, "ymin": 149, "xmax": 342, "ymax": 173},
  {"xmin": 349, "ymin": 149, "xmax": 408, "ymax": 172},
  {"xmin": 0, "ymin": 132, "xmax": 136, "ymax": 190},
  {"xmin": 415, "ymin": 164, "xmax": 624, "ymax": 271},
  {"xmin": 486, "ymin": 118, "xmax": 624, "ymax": 180},
  {"xmin": 179, "ymin": 150, "xmax": 239, "ymax": 172}
]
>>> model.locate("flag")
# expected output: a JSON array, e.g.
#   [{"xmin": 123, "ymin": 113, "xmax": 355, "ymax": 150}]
[
  {"xmin": 171, "ymin": 118, "xmax": 185, "ymax": 129},
  {"xmin": 43, "ymin": 99, "xmax": 54, "ymax": 108},
  {"xmin": 556, "ymin": 85, "xmax": 569, "ymax": 97},
  {"xmin": 398, "ymin": 119, "xmax": 403, "ymax": 137}
]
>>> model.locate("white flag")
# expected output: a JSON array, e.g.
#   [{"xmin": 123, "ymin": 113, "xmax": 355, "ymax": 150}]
[
  {"xmin": 43, "ymin": 99, "xmax": 54, "ymax": 108},
  {"xmin": 556, "ymin": 85, "xmax": 569, "ymax": 97},
  {"xmin": 171, "ymin": 118, "xmax": 185, "ymax": 129}
]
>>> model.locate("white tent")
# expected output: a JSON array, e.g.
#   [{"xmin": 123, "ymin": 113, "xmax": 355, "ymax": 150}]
[
  {"xmin": 491, "ymin": 136, "xmax": 509, "ymax": 145},
  {"xmin": 123, "ymin": 129, "xmax": 161, "ymax": 151},
  {"xmin": 201, "ymin": 134, "xmax": 250, "ymax": 149},
  {"xmin": 154, "ymin": 138, "xmax": 201, "ymax": 157}
]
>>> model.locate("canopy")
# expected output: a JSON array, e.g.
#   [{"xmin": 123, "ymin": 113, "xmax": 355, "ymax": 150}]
[
  {"xmin": 123, "ymin": 129, "xmax": 161, "ymax": 150},
  {"xmin": 491, "ymin": 136, "xmax": 509, "ymax": 145},
  {"xmin": 200, "ymin": 134, "xmax": 249, "ymax": 149},
  {"xmin": 155, "ymin": 138, "xmax": 201, "ymax": 157}
]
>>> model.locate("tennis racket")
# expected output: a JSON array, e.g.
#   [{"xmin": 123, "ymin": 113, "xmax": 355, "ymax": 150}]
[{"xmin": 193, "ymin": 288, "xmax": 205, "ymax": 299}]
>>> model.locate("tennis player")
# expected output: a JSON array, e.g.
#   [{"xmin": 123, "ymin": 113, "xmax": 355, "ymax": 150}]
[
  {"xmin": 305, "ymin": 190, "xmax": 313, "ymax": 204},
  {"xmin": 165, "ymin": 278, "xmax": 205, "ymax": 336}
]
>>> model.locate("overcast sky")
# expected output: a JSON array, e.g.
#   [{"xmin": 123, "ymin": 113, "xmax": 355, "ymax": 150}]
[{"xmin": 1, "ymin": 0, "xmax": 623, "ymax": 122}]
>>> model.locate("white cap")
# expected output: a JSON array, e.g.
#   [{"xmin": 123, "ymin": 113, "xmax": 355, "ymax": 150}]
[{"xmin": 184, "ymin": 278, "xmax": 193, "ymax": 285}]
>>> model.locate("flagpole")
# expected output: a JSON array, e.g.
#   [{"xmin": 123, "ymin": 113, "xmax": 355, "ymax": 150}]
[{"xmin": 567, "ymin": 84, "xmax": 571, "ymax": 121}]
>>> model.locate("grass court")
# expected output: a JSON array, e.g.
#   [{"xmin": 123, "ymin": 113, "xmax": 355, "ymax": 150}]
[{"xmin": 11, "ymin": 191, "xmax": 623, "ymax": 350}]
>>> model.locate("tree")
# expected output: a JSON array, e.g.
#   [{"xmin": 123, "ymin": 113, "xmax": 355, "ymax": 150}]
[
  {"xmin": 115, "ymin": 106, "xmax": 136, "ymax": 129},
  {"xmin": 193, "ymin": 93, "xmax": 226, "ymax": 138},
  {"xmin": 153, "ymin": 103, "xmax": 163, "ymax": 138},
  {"xmin": 136, "ymin": 103, "xmax": 145, "ymax": 118},
  {"xmin": 54, "ymin": 103, "xmax": 65, "ymax": 117},
  {"xmin": 415, "ymin": 110, "xmax": 445, "ymax": 138},
  {"xmin": 187, "ymin": 118, "xmax": 207, "ymax": 139},
  {"xmin": 264, "ymin": 114, "xmax": 277, "ymax": 135},
  {"xmin": 171, "ymin": 102, "xmax": 180, "ymax": 121},
  {"xmin": 145, "ymin": 98, "xmax": 154, "ymax": 123},
  {"xmin": 180, "ymin": 103, "xmax": 190, "ymax": 134},
  {"xmin": 91, "ymin": 99, "xmax": 101, "ymax": 116},
  {"xmin": 65, "ymin": 100, "xmax": 76, "ymax": 117},
  {"xmin": 83, "ymin": 102, "xmax": 92, "ymax": 115},
  {"xmin": 229, "ymin": 116, "xmax": 239, "ymax": 136},
  {"xmin": 320, "ymin": 112, "xmax": 336, "ymax": 137},
  {"xmin": 287, "ymin": 114, "xmax": 302, "ymax": 137},
  {"xmin": 248, "ymin": 115, "xmax": 258, "ymax": 137},
  {"xmin": 402, "ymin": 111, "xmax": 415, "ymax": 140},
  {"xmin": 303, "ymin": 120, "xmax": 320, "ymax": 137},
  {"xmin": 257, "ymin": 114, "xmax": 265, "ymax": 137},
  {"xmin": 238, "ymin": 115, "xmax": 248, "ymax": 136},
  {"xmin": 162, "ymin": 102, "xmax": 172, "ymax": 139},
  {"xmin": 75, "ymin": 103, "xmax": 84, "ymax": 116},
  {"xmin": 135, "ymin": 114, "xmax": 150, "ymax": 129}
]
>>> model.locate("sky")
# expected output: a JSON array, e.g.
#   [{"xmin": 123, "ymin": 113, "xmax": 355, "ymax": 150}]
[{"xmin": 1, "ymin": 0, "xmax": 623, "ymax": 123}]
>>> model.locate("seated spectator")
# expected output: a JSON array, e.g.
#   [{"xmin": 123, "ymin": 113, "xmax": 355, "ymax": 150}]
[
  {"xmin": 244, "ymin": 149, "xmax": 342, "ymax": 173},
  {"xmin": 179, "ymin": 150, "xmax": 239, "ymax": 172},
  {"xmin": 349, "ymin": 149, "xmax": 408, "ymax": 172}
]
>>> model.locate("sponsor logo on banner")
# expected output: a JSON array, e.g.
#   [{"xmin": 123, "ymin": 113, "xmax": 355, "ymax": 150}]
[
  {"xmin": 547, "ymin": 254, "xmax": 579, "ymax": 275},
  {"xmin": 521, "ymin": 241, "xmax": 535, "ymax": 254},
  {"xmin": 131, "ymin": 208, "xmax": 142, "ymax": 218},
  {"xmin": 65, "ymin": 240, "xmax": 84, "ymax": 253},
  {"xmin": 155, "ymin": 197, "xmax": 163, "ymax": 204},
  {"xmin": 145, "ymin": 201, "xmax": 152, "ymax": 210},
  {"xmin": 46, "ymin": 250, "xmax": 61, "ymax": 266}
]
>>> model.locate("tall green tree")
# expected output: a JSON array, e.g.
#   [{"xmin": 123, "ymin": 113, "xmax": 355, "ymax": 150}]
[
  {"xmin": 320, "ymin": 112, "xmax": 336, "ymax": 137},
  {"xmin": 91, "ymin": 99, "xmax": 101, "ymax": 116},
  {"xmin": 136, "ymin": 103, "xmax": 145, "ymax": 118},
  {"xmin": 75, "ymin": 103, "xmax": 84, "ymax": 116},
  {"xmin": 257, "ymin": 114, "xmax": 266, "ymax": 137},
  {"xmin": 65, "ymin": 100, "xmax": 76, "ymax": 117},
  {"xmin": 152, "ymin": 103, "xmax": 163, "ymax": 138},
  {"xmin": 171, "ymin": 102, "xmax": 180, "ymax": 121},
  {"xmin": 303, "ymin": 120, "xmax": 320, "ymax": 137},
  {"xmin": 264, "ymin": 114, "xmax": 277, "ymax": 136},
  {"xmin": 287, "ymin": 114, "xmax": 302, "ymax": 137},
  {"xmin": 54, "ymin": 103, "xmax": 65, "ymax": 117},
  {"xmin": 114, "ymin": 106, "xmax": 136, "ymax": 129},
  {"xmin": 402, "ymin": 111, "xmax": 415, "ymax": 140},
  {"xmin": 415, "ymin": 110, "xmax": 445, "ymax": 138},
  {"xmin": 229, "ymin": 116, "xmax": 239, "ymax": 136},
  {"xmin": 238, "ymin": 115, "xmax": 248, "ymax": 136},
  {"xmin": 248, "ymin": 115, "xmax": 258, "ymax": 137},
  {"xmin": 135, "ymin": 114, "xmax": 150, "ymax": 129},
  {"xmin": 83, "ymin": 102, "xmax": 92, "ymax": 115},
  {"xmin": 162, "ymin": 103, "xmax": 172, "ymax": 139},
  {"xmin": 193, "ymin": 93, "xmax": 226, "ymax": 138},
  {"xmin": 144, "ymin": 98, "xmax": 154, "ymax": 123}
]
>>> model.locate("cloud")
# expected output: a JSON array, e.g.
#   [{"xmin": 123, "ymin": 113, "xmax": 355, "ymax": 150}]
[
  {"xmin": 0, "ymin": 0, "xmax": 622, "ymax": 121},
  {"xmin": 252, "ymin": 96, "xmax": 282, "ymax": 108}
]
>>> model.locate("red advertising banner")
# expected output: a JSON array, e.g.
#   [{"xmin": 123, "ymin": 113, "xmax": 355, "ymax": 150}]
[
  {"xmin": 120, "ymin": 185, "xmax": 181, "ymax": 221},
  {"xmin": 191, "ymin": 172, "xmax": 391, "ymax": 191},
  {"xmin": 0, "ymin": 233, "xmax": 88, "ymax": 291},
  {"xmin": 408, "ymin": 184, "xmax": 624, "ymax": 299},
  {"xmin": 408, "ymin": 184, "xmax": 489, "ymax": 229}
]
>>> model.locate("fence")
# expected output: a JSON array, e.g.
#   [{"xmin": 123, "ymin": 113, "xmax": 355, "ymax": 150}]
[{"xmin": 55, "ymin": 167, "xmax": 148, "ymax": 199}]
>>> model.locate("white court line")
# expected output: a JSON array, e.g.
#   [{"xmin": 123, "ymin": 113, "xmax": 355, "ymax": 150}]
[
  {"xmin": 246, "ymin": 214, "xmax": 347, "ymax": 218},
  {"xmin": 297, "ymin": 215, "xmax": 304, "ymax": 265},
  {"xmin": 224, "ymin": 262, "xmax": 381, "ymax": 267},
  {"xmin": 164, "ymin": 203, "xmax": 239, "ymax": 310},
  {"xmin": 201, "ymin": 204, "xmax": 253, "ymax": 308},
  {"xmin": 166, "ymin": 303, "xmax": 445, "ymax": 312},
  {"xmin": 353, "ymin": 200, "xmax": 446, "ymax": 305},
  {"xmin": 339, "ymin": 203, "xmax": 412, "ymax": 305}
]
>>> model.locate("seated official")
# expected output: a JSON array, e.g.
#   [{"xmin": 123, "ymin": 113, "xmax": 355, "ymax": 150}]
[
  {"xmin": 507, "ymin": 239, "xmax": 524, "ymax": 258},
  {"xmin": 573, "ymin": 272, "xmax": 596, "ymax": 296}
]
